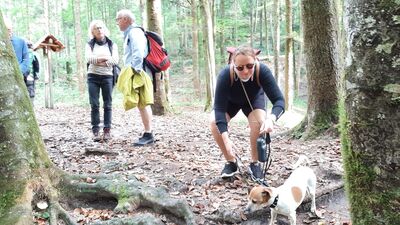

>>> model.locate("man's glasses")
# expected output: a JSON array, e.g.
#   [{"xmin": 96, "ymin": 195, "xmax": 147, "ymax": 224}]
[{"xmin": 234, "ymin": 63, "xmax": 255, "ymax": 71}]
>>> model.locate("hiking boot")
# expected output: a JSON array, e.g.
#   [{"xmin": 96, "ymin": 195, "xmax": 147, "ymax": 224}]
[
  {"xmin": 249, "ymin": 162, "xmax": 264, "ymax": 181},
  {"xmin": 221, "ymin": 161, "xmax": 239, "ymax": 178},
  {"xmin": 92, "ymin": 131, "xmax": 101, "ymax": 142},
  {"xmin": 133, "ymin": 132, "xmax": 154, "ymax": 146},
  {"xmin": 103, "ymin": 128, "xmax": 111, "ymax": 141}
]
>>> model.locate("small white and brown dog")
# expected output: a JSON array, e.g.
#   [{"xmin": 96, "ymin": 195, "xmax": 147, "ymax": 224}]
[{"xmin": 245, "ymin": 155, "xmax": 317, "ymax": 225}]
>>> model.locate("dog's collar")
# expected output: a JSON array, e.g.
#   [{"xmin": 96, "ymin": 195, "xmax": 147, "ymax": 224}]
[{"xmin": 269, "ymin": 195, "xmax": 279, "ymax": 208}]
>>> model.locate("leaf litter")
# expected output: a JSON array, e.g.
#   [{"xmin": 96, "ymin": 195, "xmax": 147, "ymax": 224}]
[{"xmin": 34, "ymin": 105, "xmax": 350, "ymax": 225}]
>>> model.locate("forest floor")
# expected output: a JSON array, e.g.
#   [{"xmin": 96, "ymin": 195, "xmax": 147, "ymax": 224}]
[
  {"xmin": 34, "ymin": 103, "xmax": 350, "ymax": 225},
  {"xmin": 32, "ymin": 68, "xmax": 350, "ymax": 225}
]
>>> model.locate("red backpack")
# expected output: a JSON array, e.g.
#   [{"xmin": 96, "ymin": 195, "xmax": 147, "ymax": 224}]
[{"xmin": 137, "ymin": 27, "xmax": 171, "ymax": 73}]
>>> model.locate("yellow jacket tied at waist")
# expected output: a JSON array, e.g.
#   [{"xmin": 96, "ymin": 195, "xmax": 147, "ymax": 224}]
[{"xmin": 116, "ymin": 67, "xmax": 153, "ymax": 110}]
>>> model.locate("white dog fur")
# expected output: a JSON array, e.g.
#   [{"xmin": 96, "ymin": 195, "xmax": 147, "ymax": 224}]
[{"xmin": 245, "ymin": 155, "xmax": 317, "ymax": 225}]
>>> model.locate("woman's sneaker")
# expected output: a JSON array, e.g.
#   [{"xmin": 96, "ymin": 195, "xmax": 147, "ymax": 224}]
[
  {"xmin": 221, "ymin": 161, "xmax": 239, "ymax": 178},
  {"xmin": 248, "ymin": 162, "xmax": 264, "ymax": 181}
]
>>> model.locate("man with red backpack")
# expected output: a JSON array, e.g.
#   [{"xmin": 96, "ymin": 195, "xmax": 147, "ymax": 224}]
[{"xmin": 116, "ymin": 9, "xmax": 155, "ymax": 146}]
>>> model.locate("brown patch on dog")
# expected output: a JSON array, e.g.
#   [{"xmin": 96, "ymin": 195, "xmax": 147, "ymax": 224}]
[
  {"xmin": 291, "ymin": 186, "xmax": 303, "ymax": 203},
  {"xmin": 261, "ymin": 187, "xmax": 272, "ymax": 203},
  {"xmin": 249, "ymin": 186, "xmax": 272, "ymax": 204}
]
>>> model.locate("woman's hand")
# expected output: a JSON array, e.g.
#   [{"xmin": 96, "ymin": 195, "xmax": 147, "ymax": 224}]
[
  {"xmin": 97, "ymin": 55, "xmax": 111, "ymax": 63},
  {"xmin": 260, "ymin": 114, "xmax": 276, "ymax": 134}
]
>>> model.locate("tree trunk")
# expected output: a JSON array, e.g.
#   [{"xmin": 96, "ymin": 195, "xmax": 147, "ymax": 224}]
[
  {"xmin": 233, "ymin": 0, "xmax": 239, "ymax": 46},
  {"xmin": 43, "ymin": 0, "xmax": 54, "ymax": 109},
  {"xmin": 341, "ymin": 1, "xmax": 400, "ymax": 224},
  {"xmin": 191, "ymin": 0, "xmax": 201, "ymax": 96},
  {"xmin": 147, "ymin": 0, "xmax": 171, "ymax": 115},
  {"xmin": 218, "ymin": 0, "xmax": 225, "ymax": 65},
  {"xmin": 284, "ymin": 0, "xmax": 294, "ymax": 111},
  {"xmin": 263, "ymin": 1, "xmax": 268, "ymax": 54},
  {"xmin": 73, "ymin": 0, "xmax": 85, "ymax": 95},
  {"xmin": 250, "ymin": 0, "xmax": 255, "ymax": 46},
  {"xmin": 139, "ymin": 0, "xmax": 147, "ymax": 29},
  {"xmin": 295, "ymin": 0, "xmax": 340, "ymax": 139},
  {"xmin": 0, "ymin": 14, "xmax": 195, "ymax": 225},
  {"xmin": 272, "ymin": 0, "xmax": 280, "ymax": 84},
  {"xmin": 200, "ymin": 0, "xmax": 216, "ymax": 111},
  {"xmin": 294, "ymin": 4, "xmax": 303, "ymax": 97}
]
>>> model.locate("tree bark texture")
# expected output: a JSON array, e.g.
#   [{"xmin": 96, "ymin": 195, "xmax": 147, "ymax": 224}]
[
  {"xmin": 342, "ymin": 1, "xmax": 400, "ymax": 224},
  {"xmin": 300, "ymin": 0, "xmax": 340, "ymax": 139},
  {"xmin": 273, "ymin": 0, "xmax": 280, "ymax": 83},
  {"xmin": 147, "ymin": 0, "xmax": 171, "ymax": 115},
  {"xmin": 284, "ymin": 0, "xmax": 294, "ymax": 111},
  {"xmin": 73, "ymin": 0, "xmax": 85, "ymax": 95},
  {"xmin": 191, "ymin": 0, "xmax": 201, "ymax": 95},
  {"xmin": 0, "ymin": 14, "xmax": 55, "ymax": 225},
  {"xmin": 200, "ymin": 0, "xmax": 216, "ymax": 111}
]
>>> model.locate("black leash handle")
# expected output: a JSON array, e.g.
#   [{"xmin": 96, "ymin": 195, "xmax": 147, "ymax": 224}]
[{"xmin": 265, "ymin": 132, "xmax": 271, "ymax": 144}]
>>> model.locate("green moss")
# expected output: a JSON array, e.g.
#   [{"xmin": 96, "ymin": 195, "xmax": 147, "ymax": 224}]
[
  {"xmin": 44, "ymin": 161, "xmax": 51, "ymax": 168},
  {"xmin": 291, "ymin": 119, "xmax": 306, "ymax": 139},
  {"xmin": 0, "ymin": 212, "xmax": 21, "ymax": 225},
  {"xmin": 0, "ymin": 184, "xmax": 25, "ymax": 218},
  {"xmin": 305, "ymin": 107, "xmax": 338, "ymax": 139},
  {"xmin": 339, "ymin": 94, "xmax": 400, "ymax": 224},
  {"xmin": 110, "ymin": 183, "xmax": 130, "ymax": 199},
  {"xmin": 378, "ymin": 0, "xmax": 400, "ymax": 9},
  {"xmin": 375, "ymin": 42, "xmax": 395, "ymax": 54}
]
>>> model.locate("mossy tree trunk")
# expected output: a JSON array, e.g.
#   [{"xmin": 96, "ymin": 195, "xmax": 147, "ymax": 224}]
[
  {"xmin": 341, "ymin": 1, "xmax": 400, "ymax": 224},
  {"xmin": 0, "ymin": 14, "xmax": 194, "ymax": 225},
  {"xmin": 295, "ymin": 0, "xmax": 340, "ymax": 139}
]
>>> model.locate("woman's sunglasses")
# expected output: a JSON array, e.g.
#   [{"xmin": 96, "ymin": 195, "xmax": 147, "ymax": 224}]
[{"xmin": 234, "ymin": 63, "xmax": 255, "ymax": 71}]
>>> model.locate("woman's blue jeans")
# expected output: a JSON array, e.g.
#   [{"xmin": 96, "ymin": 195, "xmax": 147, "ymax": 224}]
[{"xmin": 87, "ymin": 74, "xmax": 113, "ymax": 133}]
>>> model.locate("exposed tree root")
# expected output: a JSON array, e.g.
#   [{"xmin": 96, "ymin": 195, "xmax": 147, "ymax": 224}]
[
  {"xmin": 24, "ymin": 170, "xmax": 196, "ymax": 225},
  {"xmin": 3, "ymin": 163, "xmax": 195, "ymax": 225},
  {"xmin": 55, "ymin": 173, "xmax": 195, "ymax": 225},
  {"xmin": 48, "ymin": 201, "xmax": 77, "ymax": 225},
  {"xmin": 284, "ymin": 116, "xmax": 338, "ymax": 140},
  {"xmin": 92, "ymin": 213, "xmax": 164, "ymax": 225}
]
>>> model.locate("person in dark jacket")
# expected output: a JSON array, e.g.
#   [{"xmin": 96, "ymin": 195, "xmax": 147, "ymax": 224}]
[{"xmin": 210, "ymin": 45, "xmax": 285, "ymax": 181}]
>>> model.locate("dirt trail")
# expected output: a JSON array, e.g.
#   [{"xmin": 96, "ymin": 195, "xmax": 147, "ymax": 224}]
[{"xmin": 34, "ymin": 104, "xmax": 350, "ymax": 224}]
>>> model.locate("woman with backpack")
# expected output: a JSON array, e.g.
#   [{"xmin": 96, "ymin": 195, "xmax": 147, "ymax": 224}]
[
  {"xmin": 210, "ymin": 45, "xmax": 285, "ymax": 182},
  {"xmin": 85, "ymin": 20, "xmax": 119, "ymax": 142}
]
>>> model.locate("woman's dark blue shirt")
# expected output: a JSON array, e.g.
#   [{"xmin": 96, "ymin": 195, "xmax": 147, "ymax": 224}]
[{"xmin": 214, "ymin": 63, "xmax": 285, "ymax": 133}]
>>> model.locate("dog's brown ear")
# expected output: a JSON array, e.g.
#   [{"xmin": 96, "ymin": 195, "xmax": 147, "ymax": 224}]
[{"xmin": 261, "ymin": 187, "xmax": 273, "ymax": 201}]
